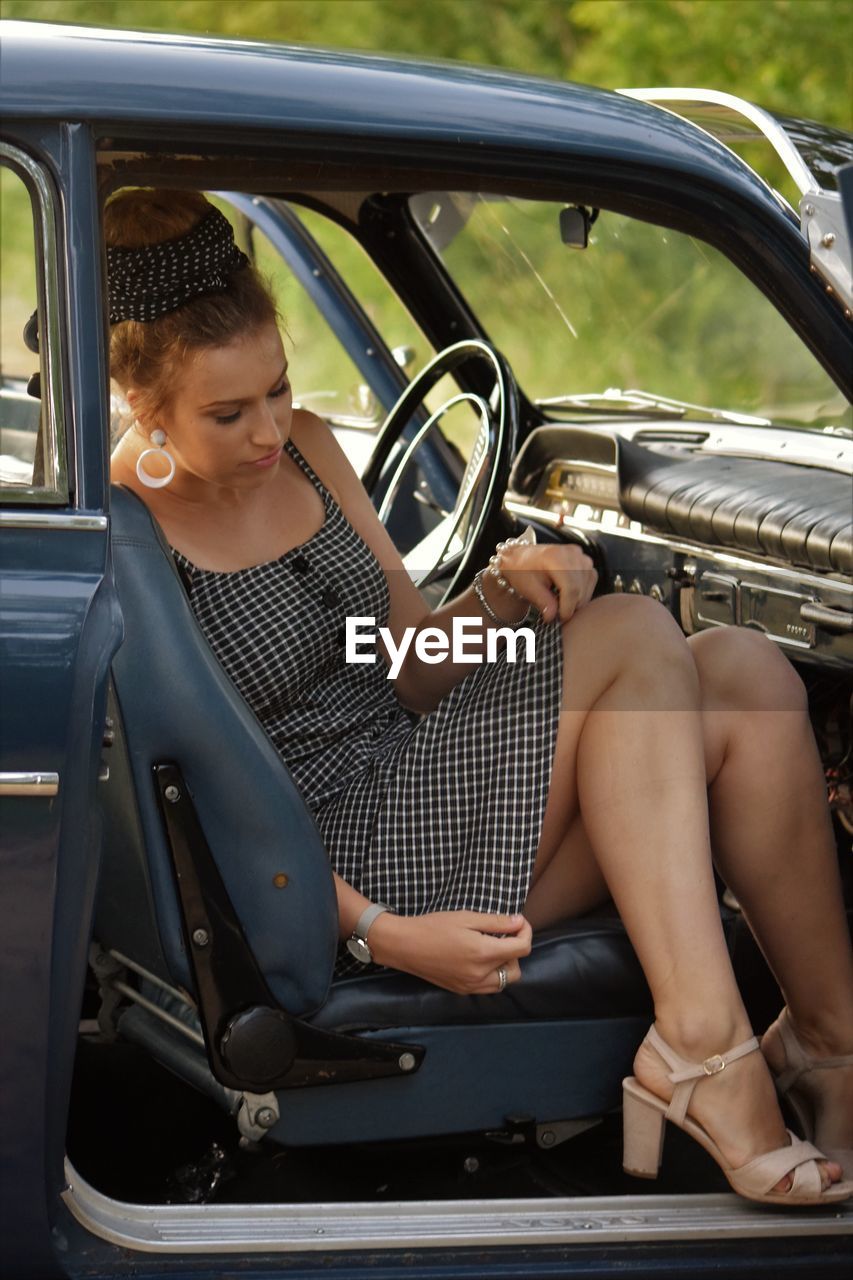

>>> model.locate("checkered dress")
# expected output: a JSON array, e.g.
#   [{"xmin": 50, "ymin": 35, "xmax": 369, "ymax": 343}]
[{"xmin": 173, "ymin": 437, "xmax": 564, "ymax": 973}]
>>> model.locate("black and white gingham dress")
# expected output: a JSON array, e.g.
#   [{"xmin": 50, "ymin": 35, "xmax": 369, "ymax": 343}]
[{"xmin": 173, "ymin": 437, "xmax": 564, "ymax": 971}]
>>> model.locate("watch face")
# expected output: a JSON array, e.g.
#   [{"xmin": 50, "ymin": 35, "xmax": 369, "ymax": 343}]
[{"xmin": 346, "ymin": 935, "xmax": 372, "ymax": 964}]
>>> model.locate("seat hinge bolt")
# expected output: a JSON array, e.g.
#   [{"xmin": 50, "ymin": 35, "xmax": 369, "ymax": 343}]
[
  {"xmin": 164, "ymin": 785, "xmax": 180, "ymax": 803},
  {"xmin": 398, "ymin": 1052, "xmax": 417, "ymax": 1072},
  {"xmin": 192, "ymin": 928, "xmax": 209, "ymax": 947},
  {"xmin": 255, "ymin": 1107, "xmax": 277, "ymax": 1129}
]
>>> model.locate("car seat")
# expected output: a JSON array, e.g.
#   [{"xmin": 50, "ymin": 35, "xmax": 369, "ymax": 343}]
[{"xmin": 92, "ymin": 484, "xmax": 673, "ymax": 1147}]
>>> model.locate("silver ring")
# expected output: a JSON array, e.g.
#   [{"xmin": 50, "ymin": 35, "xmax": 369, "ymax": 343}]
[{"xmin": 497, "ymin": 965, "xmax": 507, "ymax": 993}]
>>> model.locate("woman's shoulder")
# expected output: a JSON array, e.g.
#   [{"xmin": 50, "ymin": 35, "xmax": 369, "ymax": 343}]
[{"xmin": 288, "ymin": 409, "xmax": 347, "ymax": 506}]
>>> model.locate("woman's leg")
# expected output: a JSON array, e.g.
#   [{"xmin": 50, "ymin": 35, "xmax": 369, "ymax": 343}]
[
  {"xmin": 523, "ymin": 595, "xmax": 840, "ymax": 1189},
  {"xmin": 686, "ymin": 626, "xmax": 853, "ymax": 1155}
]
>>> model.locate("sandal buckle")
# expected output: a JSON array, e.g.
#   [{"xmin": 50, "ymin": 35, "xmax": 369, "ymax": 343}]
[{"xmin": 703, "ymin": 1054, "xmax": 726, "ymax": 1076}]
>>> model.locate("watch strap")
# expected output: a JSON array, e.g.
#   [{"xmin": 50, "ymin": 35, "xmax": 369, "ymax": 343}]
[{"xmin": 353, "ymin": 901, "xmax": 391, "ymax": 944}]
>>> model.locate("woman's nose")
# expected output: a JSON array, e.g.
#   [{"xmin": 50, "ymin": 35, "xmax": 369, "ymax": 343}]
[{"xmin": 252, "ymin": 402, "xmax": 283, "ymax": 444}]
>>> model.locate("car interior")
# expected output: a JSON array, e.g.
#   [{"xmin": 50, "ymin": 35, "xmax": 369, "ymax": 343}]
[{"xmin": 2, "ymin": 138, "xmax": 852, "ymax": 1231}]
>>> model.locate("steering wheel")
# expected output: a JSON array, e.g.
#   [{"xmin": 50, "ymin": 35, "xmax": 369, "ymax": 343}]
[{"xmin": 362, "ymin": 339, "xmax": 520, "ymax": 603}]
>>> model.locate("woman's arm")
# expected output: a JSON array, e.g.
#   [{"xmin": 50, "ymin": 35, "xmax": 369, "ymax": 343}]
[
  {"xmin": 333, "ymin": 871, "xmax": 532, "ymax": 994},
  {"xmin": 292, "ymin": 412, "xmax": 596, "ymax": 713}
]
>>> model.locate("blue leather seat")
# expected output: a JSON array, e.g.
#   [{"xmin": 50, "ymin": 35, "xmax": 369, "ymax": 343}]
[{"xmin": 94, "ymin": 485, "xmax": 661, "ymax": 1146}]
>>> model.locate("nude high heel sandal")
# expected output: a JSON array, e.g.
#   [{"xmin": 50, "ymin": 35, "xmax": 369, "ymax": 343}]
[
  {"xmin": 767, "ymin": 1006, "xmax": 853, "ymax": 1181},
  {"xmin": 622, "ymin": 1024, "xmax": 853, "ymax": 1206}
]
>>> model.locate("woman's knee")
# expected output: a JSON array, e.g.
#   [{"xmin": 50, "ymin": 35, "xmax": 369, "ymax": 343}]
[
  {"xmin": 687, "ymin": 626, "xmax": 808, "ymax": 714},
  {"xmin": 564, "ymin": 592, "xmax": 695, "ymax": 672},
  {"xmin": 560, "ymin": 593, "xmax": 699, "ymax": 707}
]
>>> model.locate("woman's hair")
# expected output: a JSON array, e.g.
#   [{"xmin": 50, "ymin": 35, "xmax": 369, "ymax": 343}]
[{"xmin": 105, "ymin": 188, "xmax": 279, "ymax": 425}]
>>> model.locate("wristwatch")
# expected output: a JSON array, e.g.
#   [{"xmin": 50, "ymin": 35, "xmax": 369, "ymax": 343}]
[{"xmin": 346, "ymin": 902, "xmax": 393, "ymax": 964}]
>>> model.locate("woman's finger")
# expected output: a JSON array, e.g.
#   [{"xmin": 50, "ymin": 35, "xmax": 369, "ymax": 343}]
[
  {"xmin": 509, "ymin": 572, "xmax": 562, "ymax": 622},
  {"xmin": 458, "ymin": 910, "xmax": 526, "ymax": 935},
  {"xmin": 477, "ymin": 924, "xmax": 533, "ymax": 963},
  {"xmin": 470, "ymin": 958, "xmax": 522, "ymax": 995}
]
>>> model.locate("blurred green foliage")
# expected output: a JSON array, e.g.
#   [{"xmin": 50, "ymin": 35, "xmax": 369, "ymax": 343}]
[{"xmin": 2, "ymin": 0, "xmax": 850, "ymax": 128}]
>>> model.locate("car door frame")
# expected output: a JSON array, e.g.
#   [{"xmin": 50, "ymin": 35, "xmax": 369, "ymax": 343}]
[{"xmin": 0, "ymin": 120, "xmax": 122, "ymax": 1280}]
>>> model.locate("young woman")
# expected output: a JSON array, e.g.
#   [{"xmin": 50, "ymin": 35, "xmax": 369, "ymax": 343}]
[{"xmin": 108, "ymin": 188, "xmax": 853, "ymax": 1207}]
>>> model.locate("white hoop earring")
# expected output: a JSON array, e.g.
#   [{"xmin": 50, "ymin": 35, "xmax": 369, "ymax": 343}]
[{"xmin": 136, "ymin": 428, "xmax": 176, "ymax": 489}]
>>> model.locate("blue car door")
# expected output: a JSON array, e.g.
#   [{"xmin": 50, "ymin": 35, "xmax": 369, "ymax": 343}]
[{"xmin": 0, "ymin": 129, "xmax": 122, "ymax": 1278}]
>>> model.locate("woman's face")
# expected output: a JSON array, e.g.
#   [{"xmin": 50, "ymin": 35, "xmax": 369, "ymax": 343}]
[{"xmin": 137, "ymin": 322, "xmax": 293, "ymax": 492}]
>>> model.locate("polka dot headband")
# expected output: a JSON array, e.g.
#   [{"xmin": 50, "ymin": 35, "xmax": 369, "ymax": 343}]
[{"xmin": 106, "ymin": 205, "xmax": 251, "ymax": 323}]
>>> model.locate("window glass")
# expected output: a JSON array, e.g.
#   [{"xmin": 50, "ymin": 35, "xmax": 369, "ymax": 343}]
[
  {"xmin": 251, "ymin": 221, "xmax": 375, "ymax": 425},
  {"xmin": 282, "ymin": 207, "xmax": 476, "ymax": 455},
  {"xmin": 0, "ymin": 155, "xmax": 65, "ymax": 501},
  {"xmin": 292, "ymin": 205, "xmax": 434, "ymax": 381},
  {"xmin": 216, "ymin": 196, "xmax": 482, "ymax": 481},
  {"xmin": 412, "ymin": 193, "xmax": 851, "ymax": 434}
]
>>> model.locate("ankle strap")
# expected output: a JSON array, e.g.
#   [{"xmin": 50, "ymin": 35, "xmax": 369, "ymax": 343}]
[
  {"xmin": 776, "ymin": 1006, "xmax": 853, "ymax": 1093},
  {"xmin": 646, "ymin": 1025, "xmax": 760, "ymax": 1126}
]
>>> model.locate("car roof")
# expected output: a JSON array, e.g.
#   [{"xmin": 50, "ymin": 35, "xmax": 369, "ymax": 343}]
[{"xmin": 1, "ymin": 20, "xmax": 783, "ymax": 214}]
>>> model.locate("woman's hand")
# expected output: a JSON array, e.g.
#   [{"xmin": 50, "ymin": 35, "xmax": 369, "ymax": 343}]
[
  {"xmin": 496, "ymin": 542, "xmax": 597, "ymax": 624},
  {"xmin": 368, "ymin": 910, "xmax": 532, "ymax": 994}
]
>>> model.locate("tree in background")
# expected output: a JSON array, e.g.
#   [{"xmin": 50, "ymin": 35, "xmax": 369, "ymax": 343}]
[
  {"xmin": 571, "ymin": 0, "xmax": 851, "ymax": 129},
  {"xmin": 1, "ymin": 0, "xmax": 849, "ymax": 128}
]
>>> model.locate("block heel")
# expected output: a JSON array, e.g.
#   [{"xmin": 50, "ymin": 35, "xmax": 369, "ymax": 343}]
[
  {"xmin": 620, "ymin": 1024, "xmax": 853, "ymax": 1206},
  {"xmin": 622, "ymin": 1079, "xmax": 666, "ymax": 1178}
]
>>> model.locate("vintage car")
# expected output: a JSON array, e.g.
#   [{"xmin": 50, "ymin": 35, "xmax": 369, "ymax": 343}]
[{"xmin": 1, "ymin": 19, "xmax": 852, "ymax": 1280}]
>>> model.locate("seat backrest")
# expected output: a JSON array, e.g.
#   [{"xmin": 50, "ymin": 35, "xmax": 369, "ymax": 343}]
[{"xmin": 100, "ymin": 485, "xmax": 338, "ymax": 1015}]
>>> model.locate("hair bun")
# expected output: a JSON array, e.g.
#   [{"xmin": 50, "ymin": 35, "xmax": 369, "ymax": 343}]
[{"xmin": 107, "ymin": 205, "xmax": 250, "ymax": 323}]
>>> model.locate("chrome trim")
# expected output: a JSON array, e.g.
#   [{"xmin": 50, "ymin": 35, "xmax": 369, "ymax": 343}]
[
  {"xmin": 107, "ymin": 949, "xmax": 191, "ymax": 1002},
  {"xmin": 0, "ymin": 141, "xmax": 68, "ymax": 504},
  {"xmin": 61, "ymin": 1160, "xmax": 852, "ymax": 1253},
  {"xmin": 619, "ymin": 88, "xmax": 819, "ymax": 197},
  {"xmin": 0, "ymin": 511, "xmax": 107, "ymax": 531},
  {"xmin": 111, "ymin": 979, "xmax": 206, "ymax": 1050},
  {"xmin": 697, "ymin": 426, "xmax": 853, "ymax": 475},
  {"xmin": 504, "ymin": 497, "xmax": 853, "ymax": 599},
  {"xmin": 800, "ymin": 191, "xmax": 852, "ymax": 313},
  {"xmin": 0, "ymin": 771, "xmax": 59, "ymax": 796}
]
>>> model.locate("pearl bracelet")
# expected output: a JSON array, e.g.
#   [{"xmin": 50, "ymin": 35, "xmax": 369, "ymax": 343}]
[
  {"xmin": 487, "ymin": 536, "xmax": 528, "ymax": 600},
  {"xmin": 472, "ymin": 569, "xmax": 534, "ymax": 628}
]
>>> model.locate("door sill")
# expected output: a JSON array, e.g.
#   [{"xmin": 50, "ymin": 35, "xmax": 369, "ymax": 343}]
[{"xmin": 62, "ymin": 1158, "xmax": 853, "ymax": 1255}]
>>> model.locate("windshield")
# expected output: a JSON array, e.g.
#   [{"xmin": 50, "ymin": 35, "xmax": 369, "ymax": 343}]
[{"xmin": 410, "ymin": 193, "xmax": 851, "ymax": 435}]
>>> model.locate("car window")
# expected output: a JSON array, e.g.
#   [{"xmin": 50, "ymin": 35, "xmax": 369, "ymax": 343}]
[
  {"xmin": 281, "ymin": 207, "xmax": 481, "ymax": 459},
  {"xmin": 284, "ymin": 204, "xmax": 437, "ymax": 414},
  {"xmin": 247, "ymin": 202, "xmax": 434, "ymax": 422},
  {"xmin": 0, "ymin": 148, "xmax": 67, "ymax": 502},
  {"xmin": 250, "ymin": 218, "xmax": 381, "ymax": 427},
  {"xmin": 243, "ymin": 201, "xmax": 478, "ymax": 477},
  {"xmin": 411, "ymin": 193, "xmax": 851, "ymax": 435}
]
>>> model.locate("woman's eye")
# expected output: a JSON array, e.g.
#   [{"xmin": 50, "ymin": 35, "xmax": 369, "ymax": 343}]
[
  {"xmin": 269, "ymin": 380, "xmax": 289, "ymax": 399},
  {"xmin": 214, "ymin": 410, "xmax": 241, "ymax": 425}
]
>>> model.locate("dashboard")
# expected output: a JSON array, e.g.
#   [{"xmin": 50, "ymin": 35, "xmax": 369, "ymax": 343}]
[{"xmin": 504, "ymin": 423, "xmax": 853, "ymax": 669}]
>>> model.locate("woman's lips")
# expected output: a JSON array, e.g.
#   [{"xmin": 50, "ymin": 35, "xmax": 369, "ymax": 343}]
[{"xmin": 249, "ymin": 444, "xmax": 283, "ymax": 468}]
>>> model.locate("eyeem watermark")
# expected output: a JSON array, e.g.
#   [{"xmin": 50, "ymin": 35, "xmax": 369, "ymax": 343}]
[{"xmin": 346, "ymin": 615, "xmax": 535, "ymax": 679}]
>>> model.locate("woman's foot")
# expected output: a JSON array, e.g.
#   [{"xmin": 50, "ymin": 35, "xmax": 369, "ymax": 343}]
[
  {"xmin": 761, "ymin": 1009, "xmax": 853, "ymax": 1172},
  {"xmin": 633, "ymin": 1023, "xmax": 843, "ymax": 1193}
]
